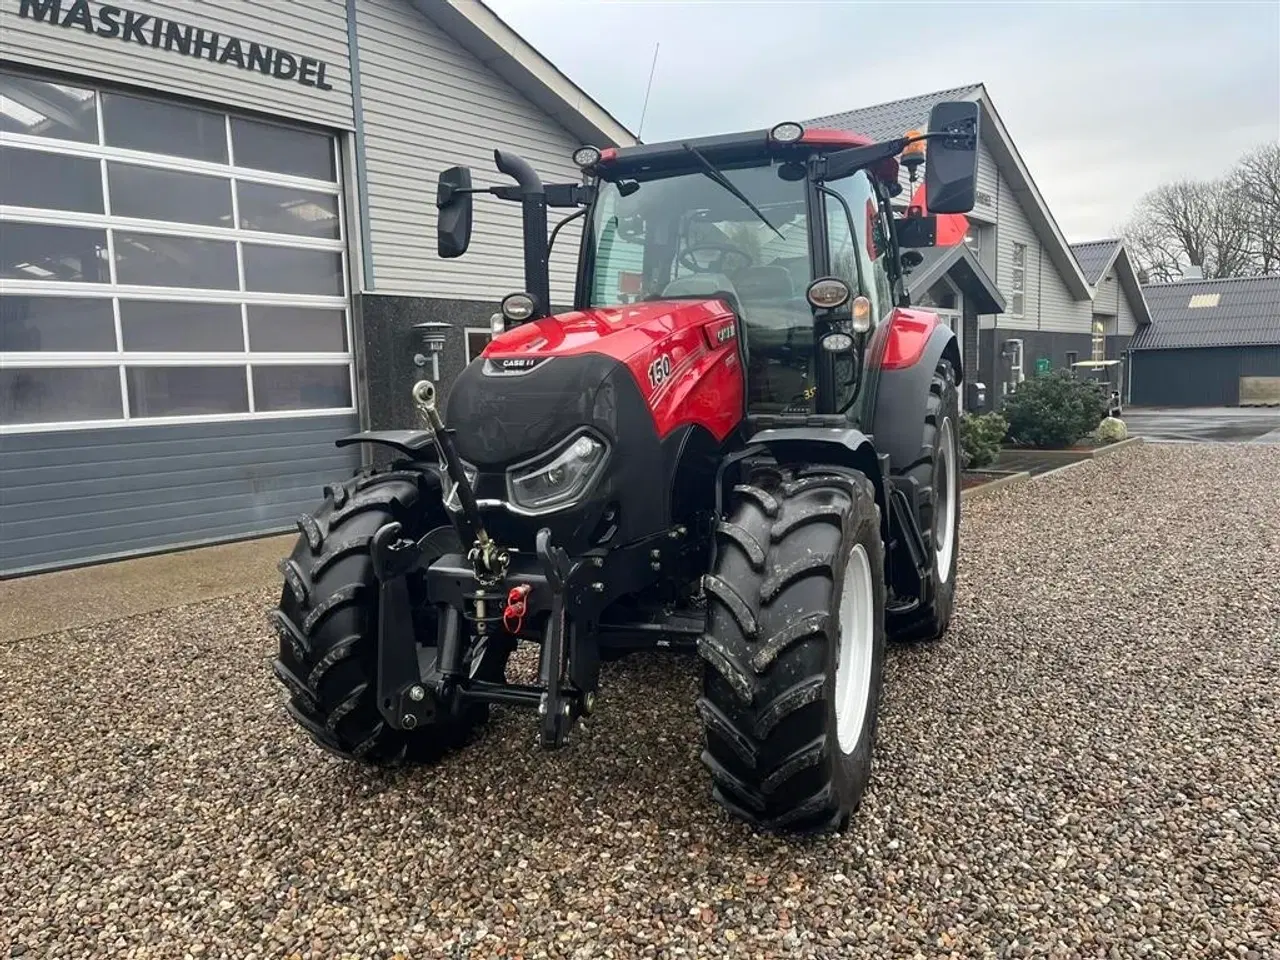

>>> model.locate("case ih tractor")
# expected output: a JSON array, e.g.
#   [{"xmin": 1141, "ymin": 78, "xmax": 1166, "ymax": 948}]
[{"xmin": 271, "ymin": 102, "xmax": 980, "ymax": 833}]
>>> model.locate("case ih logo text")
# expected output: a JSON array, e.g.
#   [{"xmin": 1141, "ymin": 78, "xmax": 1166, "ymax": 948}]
[
  {"xmin": 499, "ymin": 358, "xmax": 538, "ymax": 369},
  {"xmin": 17, "ymin": 0, "xmax": 335, "ymax": 91}
]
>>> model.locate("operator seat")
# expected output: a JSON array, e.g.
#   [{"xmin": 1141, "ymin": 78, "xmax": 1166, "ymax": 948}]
[
  {"xmin": 661, "ymin": 273, "xmax": 742, "ymax": 316},
  {"xmin": 730, "ymin": 265, "xmax": 794, "ymax": 301}
]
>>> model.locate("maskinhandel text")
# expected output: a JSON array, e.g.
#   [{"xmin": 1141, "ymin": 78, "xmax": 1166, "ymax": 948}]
[{"xmin": 18, "ymin": 0, "xmax": 335, "ymax": 91}]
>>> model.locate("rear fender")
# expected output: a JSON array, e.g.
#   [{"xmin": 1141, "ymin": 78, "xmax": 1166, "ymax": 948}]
[
  {"xmin": 742, "ymin": 425, "xmax": 890, "ymax": 546},
  {"xmin": 870, "ymin": 322, "xmax": 961, "ymax": 472}
]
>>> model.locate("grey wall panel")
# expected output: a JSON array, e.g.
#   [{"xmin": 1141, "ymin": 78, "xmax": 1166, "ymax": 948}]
[
  {"xmin": 979, "ymin": 327, "xmax": 1094, "ymax": 409},
  {"xmin": 1130, "ymin": 346, "xmax": 1280, "ymax": 407},
  {"xmin": 0, "ymin": 414, "xmax": 360, "ymax": 574},
  {"xmin": 0, "ymin": 0, "xmax": 354, "ymax": 129},
  {"xmin": 354, "ymin": 0, "xmax": 585, "ymax": 302}
]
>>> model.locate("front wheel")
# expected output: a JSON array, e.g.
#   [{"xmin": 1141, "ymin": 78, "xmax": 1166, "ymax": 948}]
[
  {"xmin": 696, "ymin": 464, "xmax": 887, "ymax": 833},
  {"xmin": 271, "ymin": 468, "xmax": 510, "ymax": 764}
]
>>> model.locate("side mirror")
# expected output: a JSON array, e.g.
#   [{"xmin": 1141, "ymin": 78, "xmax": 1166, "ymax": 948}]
[
  {"xmin": 436, "ymin": 165, "xmax": 473, "ymax": 258},
  {"xmin": 924, "ymin": 101, "xmax": 979, "ymax": 215}
]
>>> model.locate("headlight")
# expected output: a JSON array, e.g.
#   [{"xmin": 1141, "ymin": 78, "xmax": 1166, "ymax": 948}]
[
  {"xmin": 508, "ymin": 431, "xmax": 608, "ymax": 512},
  {"xmin": 443, "ymin": 461, "xmax": 479, "ymax": 512}
]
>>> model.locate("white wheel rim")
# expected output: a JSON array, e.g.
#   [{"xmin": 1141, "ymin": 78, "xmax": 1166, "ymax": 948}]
[
  {"xmin": 835, "ymin": 543, "xmax": 876, "ymax": 754},
  {"xmin": 935, "ymin": 417, "xmax": 958, "ymax": 583}
]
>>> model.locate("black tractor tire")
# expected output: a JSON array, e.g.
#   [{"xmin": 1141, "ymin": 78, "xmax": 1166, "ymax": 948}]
[
  {"xmin": 696, "ymin": 465, "xmax": 887, "ymax": 833},
  {"xmin": 888, "ymin": 359, "xmax": 961, "ymax": 643},
  {"xmin": 271, "ymin": 467, "xmax": 510, "ymax": 765}
]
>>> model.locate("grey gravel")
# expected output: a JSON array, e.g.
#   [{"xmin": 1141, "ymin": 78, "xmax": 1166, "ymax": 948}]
[{"xmin": 3, "ymin": 442, "xmax": 1278, "ymax": 959}]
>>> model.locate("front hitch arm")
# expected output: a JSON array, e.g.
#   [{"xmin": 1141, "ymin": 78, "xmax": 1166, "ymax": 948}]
[
  {"xmin": 411, "ymin": 380, "xmax": 501, "ymax": 574},
  {"xmin": 371, "ymin": 521, "xmax": 433, "ymax": 731}
]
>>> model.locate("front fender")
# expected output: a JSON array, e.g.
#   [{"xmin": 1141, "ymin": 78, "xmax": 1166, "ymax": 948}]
[
  {"xmin": 748, "ymin": 424, "xmax": 889, "ymax": 544},
  {"xmin": 335, "ymin": 429, "xmax": 438, "ymax": 460},
  {"xmin": 870, "ymin": 323, "xmax": 961, "ymax": 472}
]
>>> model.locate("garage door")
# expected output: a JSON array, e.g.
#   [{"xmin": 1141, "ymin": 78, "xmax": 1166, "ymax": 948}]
[{"xmin": 0, "ymin": 68, "xmax": 359, "ymax": 575}]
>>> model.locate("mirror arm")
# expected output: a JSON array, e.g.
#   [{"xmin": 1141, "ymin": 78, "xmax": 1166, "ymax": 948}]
[
  {"xmin": 822, "ymin": 137, "xmax": 907, "ymax": 181},
  {"xmin": 548, "ymin": 207, "xmax": 588, "ymax": 259}
]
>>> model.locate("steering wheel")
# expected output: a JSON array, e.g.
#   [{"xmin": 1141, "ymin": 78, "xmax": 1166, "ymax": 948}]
[{"xmin": 677, "ymin": 242, "xmax": 753, "ymax": 275}]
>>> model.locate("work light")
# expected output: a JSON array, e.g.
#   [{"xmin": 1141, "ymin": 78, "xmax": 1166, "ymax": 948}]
[
  {"xmin": 769, "ymin": 122, "xmax": 804, "ymax": 144},
  {"xmin": 573, "ymin": 145, "xmax": 602, "ymax": 169},
  {"xmin": 501, "ymin": 291, "xmax": 536, "ymax": 322},
  {"xmin": 806, "ymin": 277, "xmax": 851, "ymax": 310}
]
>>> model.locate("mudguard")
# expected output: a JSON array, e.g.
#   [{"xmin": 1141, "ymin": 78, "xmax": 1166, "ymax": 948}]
[
  {"xmin": 747, "ymin": 424, "xmax": 890, "ymax": 543},
  {"xmin": 335, "ymin": 430, "xmax": 438, "ymax": 459},
  {"xmin": 870, "ymin": 322, "xmax": 962, "ymax": 472}
]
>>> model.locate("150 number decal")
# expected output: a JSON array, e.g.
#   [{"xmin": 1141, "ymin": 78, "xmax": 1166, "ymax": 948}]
[{"xmin": 648, "ymin": 353, "xmax": 672, "ymax": 388}]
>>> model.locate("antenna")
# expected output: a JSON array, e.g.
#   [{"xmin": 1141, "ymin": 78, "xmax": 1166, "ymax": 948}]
[{"xmin": 636, "ymin": 42, "xmax": 660, "ymax": 140}]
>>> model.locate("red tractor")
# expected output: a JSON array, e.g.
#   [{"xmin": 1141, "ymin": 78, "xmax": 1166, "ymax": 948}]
[{"xmin": 271, "ymin": 103, "xmax": 979, "ymax": 833}]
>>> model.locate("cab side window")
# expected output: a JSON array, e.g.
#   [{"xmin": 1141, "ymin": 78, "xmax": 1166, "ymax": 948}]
[{"xmin": 824, "ymin": 171, "xmax": 892, "ymax": 320}]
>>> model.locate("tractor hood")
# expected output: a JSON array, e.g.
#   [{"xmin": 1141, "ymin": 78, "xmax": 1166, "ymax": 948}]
[
  {"xmin": 481, "ymin": 299, "xmax": 733, "ymax": 365},
  {"xmin": 445, "ymin": 298, "xmax": 740, "ymax": 471}
]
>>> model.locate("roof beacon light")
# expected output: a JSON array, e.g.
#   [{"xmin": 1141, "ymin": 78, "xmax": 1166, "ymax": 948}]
[
  {"xmin": 769, "ymin": 122, "xmax": 804, "ymax": 144},
  {"xmin": 806, "ymin": 277, "xmax": 851, "ymax": 310},
  {"xmin": 573, "ymin": 145, "xmax": 602, "ymax": 169},
  {"xmin": 901, "ymin": 129, "xmax": 926, "ymax": 180}
]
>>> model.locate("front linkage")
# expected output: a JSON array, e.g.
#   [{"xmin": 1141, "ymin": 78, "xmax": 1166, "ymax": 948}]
[{"xmin": 368, "ymin": 380, "xmax": 694, "ymax": 750}]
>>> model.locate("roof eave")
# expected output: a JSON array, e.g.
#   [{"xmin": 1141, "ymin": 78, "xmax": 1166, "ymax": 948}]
[
  {"xmin": 415, "ymin": 0, "xmax": 639, "ymax": 149},
  {"xmin": 971, "ymin": 88, "xmax": 1094, "ymax": 301},
  {"xmin": 906, "ymin": 242, "xmax": 1007, "ymax": 315},
  {"xmin": 1111, "ymin": 248, "xmax": 1154, "ymax": 326}
]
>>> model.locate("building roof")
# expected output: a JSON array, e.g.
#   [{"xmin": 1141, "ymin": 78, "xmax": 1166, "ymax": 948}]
[
  {"xmin": 1070, "ymin": 238, "xmax": 1153, "ymax": 327},
  {"xmin": 807, "ymin": 84, "xmax": 982, "ymax": 142},
  {"xmin": 904, "ymin": 242, "xmax": 1006, "ymax": 316},
  {"xmin": 807, "ymin": 84, "xmax": 1094, "ymax": 301},
  {"xmin": 1130, "ymin": 275, "xmax": 1280, "ymax": 350},
  {"xmin": 416, "ymin": 0, "xmax": 638, "ymax": 149},
  {"xmin": 1069, "ymin": 239, "xmax": 1123, "ymax": 285}
]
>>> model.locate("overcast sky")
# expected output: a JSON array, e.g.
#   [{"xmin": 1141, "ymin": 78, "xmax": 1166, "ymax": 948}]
[{"xmin": 485, "ymin": 0, "xmax": 1280, "ymax": 242}]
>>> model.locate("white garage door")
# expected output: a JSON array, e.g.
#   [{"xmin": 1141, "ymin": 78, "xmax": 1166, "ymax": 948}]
[{"xmin": 0, "ymin": 68, "xmax": 360, "ymax": 574}]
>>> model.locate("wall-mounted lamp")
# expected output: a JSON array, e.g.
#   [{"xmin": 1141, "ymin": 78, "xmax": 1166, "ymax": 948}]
[{"xmin": 413, "ymin": 321, "xmax": 452, "ymax": 381}]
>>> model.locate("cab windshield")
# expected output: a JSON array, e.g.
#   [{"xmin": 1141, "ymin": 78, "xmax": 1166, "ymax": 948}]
[{"xmin": 586, "ymin": 160, "xmax": 817, "ymax": 412}]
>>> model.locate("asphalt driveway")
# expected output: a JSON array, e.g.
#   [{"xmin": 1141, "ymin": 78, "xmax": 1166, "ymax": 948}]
[{"xmin": 1123, "ymin": 406, "xmax": 1280, "ymax": 443}]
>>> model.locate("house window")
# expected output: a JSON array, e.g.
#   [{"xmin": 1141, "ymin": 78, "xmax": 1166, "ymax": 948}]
[
  {"xmin": 1092, "ymin": 317, "xmax": 1107, "ymax": 362},
  {"xmin": 0, "ymin": 71, "xmax": 352, "ymax": 433},
  {"xmin": 465, "ymin": 328, "xmax": 492, "ymax": 364},
  {"xmin": 1008, "ymin": 241, "xmax": 1026, "ymax": 317},
  {"xmin": 964, "ymin": 223, "xmax": 981, "ymax": 256}
]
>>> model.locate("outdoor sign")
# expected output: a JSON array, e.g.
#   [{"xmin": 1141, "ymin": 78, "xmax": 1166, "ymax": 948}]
[
  {"xmin": 1035, "ymin": 357, "xmax": 1051, "ymax": 375},
  {"xmin": 17, "ymin": 0, "xmax": 336, "ymax": 91}
]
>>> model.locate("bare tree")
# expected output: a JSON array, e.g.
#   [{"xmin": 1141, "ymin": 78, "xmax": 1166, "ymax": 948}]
[
  {"xmin": 1122, "ymin": 212, "xmax": 1183, "ymax": 283},
  {"xmin": 1123, "ymin": 141, "xmax": 1280, "ymax": 281},
  {"xmin": 1234, "ymin": 141, "xmax": 1280, "ymax": 274}
]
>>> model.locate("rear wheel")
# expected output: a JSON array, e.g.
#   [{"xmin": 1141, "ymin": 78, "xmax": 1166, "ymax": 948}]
[
  {"xmin": 696, "ymin": 464, "xmax": 886, "ymax": 833},
  {"xmin": 889, "ymin": 359, "xmax": 961, "ymax": 643},
  {"xmin": 271, "ymin": 467, "xmax": 510, "ymax": 764}
]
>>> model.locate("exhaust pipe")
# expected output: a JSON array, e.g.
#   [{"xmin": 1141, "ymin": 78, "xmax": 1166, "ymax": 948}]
[{"xmin": 494, "ymin": 150, "xmax": 551, "ymax": 319}]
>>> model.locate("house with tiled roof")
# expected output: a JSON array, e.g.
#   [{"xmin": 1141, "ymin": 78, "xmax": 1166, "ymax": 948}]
[
  {"xmin": 1067, "ymin": 239, "xmax": 1152, "ymax": 385},
  {"xmin": 1129, "ymin": 275, "xmax": 1280, "ymax": 406},
  {"xmin": 809, "ymin": 84, "xmax": 1104, "ymax": 410}
]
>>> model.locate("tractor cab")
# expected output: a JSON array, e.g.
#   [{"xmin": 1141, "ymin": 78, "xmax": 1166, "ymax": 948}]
[{"xmin": 436, "ymin": 104, "xmax": 981, "ymax": 428}]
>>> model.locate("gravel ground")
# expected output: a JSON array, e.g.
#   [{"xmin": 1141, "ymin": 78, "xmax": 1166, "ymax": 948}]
[{"xmin": 3, "ymin": 442, "xmax": 1278, "ymax": 960}]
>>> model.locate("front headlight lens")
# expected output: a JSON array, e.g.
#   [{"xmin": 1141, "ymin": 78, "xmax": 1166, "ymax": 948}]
[
  {"xmin": 443, "ymin": 461, "xmax": 479, "ymax": 511},
  {"xmin": 508, "ymin": 432, "xmax": 607, "ymax": 511}
]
